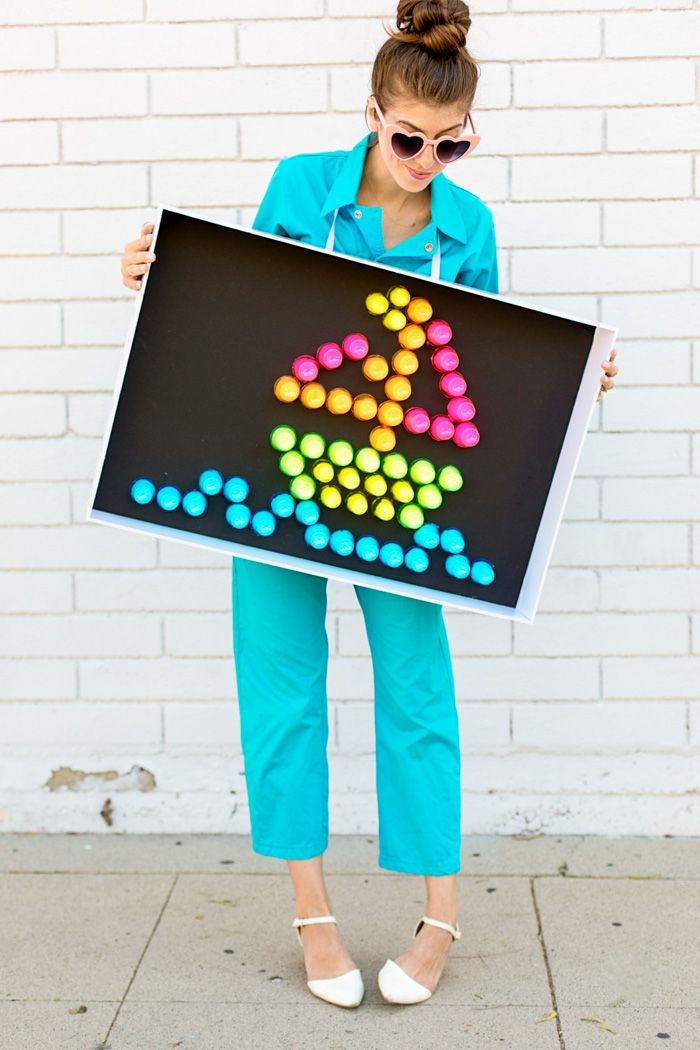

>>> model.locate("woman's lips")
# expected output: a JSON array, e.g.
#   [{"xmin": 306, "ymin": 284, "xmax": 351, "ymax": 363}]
[{"xmin": 407, "ymin": 166, "xmax": 431, "ymax": 180}]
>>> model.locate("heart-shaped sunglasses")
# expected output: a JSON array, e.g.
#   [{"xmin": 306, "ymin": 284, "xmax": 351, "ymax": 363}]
[{"xmin": 369, "ymin": 94, "xmax": 480, "ymax": 165}]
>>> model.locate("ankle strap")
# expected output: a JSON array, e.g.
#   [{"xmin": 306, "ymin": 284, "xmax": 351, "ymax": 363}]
[
  {"xmin": 414, "ymin": 915, "xmax": 461, "ymax": 940},
  {"xmin": 292, "ymin": 914, "xmax": 337, "ymax": 929}
]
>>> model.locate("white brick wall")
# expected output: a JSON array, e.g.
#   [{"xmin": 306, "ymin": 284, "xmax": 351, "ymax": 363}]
[{"xmin": 1, "ymin": 4, "xmax": 698, "ymax": 838}]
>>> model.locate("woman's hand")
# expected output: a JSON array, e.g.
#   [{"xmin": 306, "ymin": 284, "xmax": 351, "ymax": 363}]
[
  {"xmin": 121, "ymin": 221, "xmax": 156, "ymax": 292},
  {"xmin": 596, "ymin": 346, "xmax": 618, "ymax": 402}
]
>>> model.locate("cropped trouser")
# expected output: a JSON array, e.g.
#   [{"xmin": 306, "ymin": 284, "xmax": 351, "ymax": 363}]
[{"xmin": 231, "ymin": 556, "xmax": 461, "ymax": 876}]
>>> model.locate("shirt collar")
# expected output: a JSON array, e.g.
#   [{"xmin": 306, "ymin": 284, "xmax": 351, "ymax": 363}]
[{"xmin": 320, "ymin": 131, "xmax": 469, "ymax": 245}]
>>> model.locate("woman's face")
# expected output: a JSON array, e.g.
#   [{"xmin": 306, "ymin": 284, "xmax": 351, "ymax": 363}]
[{"xmin": 367, "ymin": 94, "xmax": 469, "ymax": 192}]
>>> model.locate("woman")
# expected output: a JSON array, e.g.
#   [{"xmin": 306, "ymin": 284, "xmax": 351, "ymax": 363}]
[{"xmin": 121, "ymin": 0, "xmax": 618, "ymax": 1011}]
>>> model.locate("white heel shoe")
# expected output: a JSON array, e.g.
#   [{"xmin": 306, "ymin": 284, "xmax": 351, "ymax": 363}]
[
  {"xmin": 377, "ymin": 915, "xmax": 461, "ymax": 1005},
  {"xmin": 292, "ymin": 914, "xmax": 364, "ymax": 1008}
]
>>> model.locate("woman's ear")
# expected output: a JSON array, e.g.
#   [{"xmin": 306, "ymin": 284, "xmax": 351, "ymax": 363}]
[{"xmin": 365, "ymin": 96, "xmax": 377, "ymax": 133}]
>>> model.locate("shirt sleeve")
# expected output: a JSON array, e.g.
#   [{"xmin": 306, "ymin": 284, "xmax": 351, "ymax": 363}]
[
  {"xmin": 455, "ymin": 207, "xmax": 499, "ymax": 295},
  {"xmin": 251, "ymin": 159, "xmax": 290, "ymax": 238}
]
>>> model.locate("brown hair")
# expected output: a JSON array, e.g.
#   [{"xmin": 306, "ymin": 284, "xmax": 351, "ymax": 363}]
[{"xmin": 371, "ymin": 0, "xmax": 479, "ymax": 114}]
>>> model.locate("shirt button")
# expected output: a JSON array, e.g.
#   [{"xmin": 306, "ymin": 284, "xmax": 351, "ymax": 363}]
[
  {"xmin": 425, "ymin": 242, "xmax": 434, "ymax": 252},
  {"xmin": 354, "ymin": 209, "xmax": 362, "ymax": 219}
]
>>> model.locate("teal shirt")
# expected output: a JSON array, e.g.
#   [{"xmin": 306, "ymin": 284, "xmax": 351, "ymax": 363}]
[{"xmin": 252, "ymin": 131, "xmax": 499, "ymax": 295}]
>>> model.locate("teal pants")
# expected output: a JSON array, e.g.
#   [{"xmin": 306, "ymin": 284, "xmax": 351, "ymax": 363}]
[{"xmin": 231, "ymin": 556, "xmax": 461, "ymax": 876}]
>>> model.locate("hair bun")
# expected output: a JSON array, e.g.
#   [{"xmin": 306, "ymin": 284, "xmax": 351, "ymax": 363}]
[{"xmin": 394, "ymin": 0, "xmax": 471, "ymax": 56}]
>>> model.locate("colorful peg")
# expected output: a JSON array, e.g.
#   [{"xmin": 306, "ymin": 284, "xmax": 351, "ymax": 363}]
[
  {"xmin": 274, "ymin": 375, "xmax": 300, "ymax": 403},
  {"xmin": 299, "ymin": 432, "xmax": 325, "ymax": 459},
  {"xmin": 326, "ymin": 386, "xmax": 353, "ymax": 414},
  {"xmin": 414, "ymin": 522, "xmax": 440, "ymax": 549},
  {"xmin": 362, "ymin": 354, "xmax": 390, "ymax": 382},
  {"xmin": 292, "ymin": 354, "xmax": 319, "ymax": 382},
  {"xmin": 305, "ymin": 523, "xmax": 330, "ymax": 549},
  {"xmin": 295, "ymin": 500, "xmax": 320, "ymax": 526},
  {"xmin": 352, "ymin": 393, "xmax": 378, "ymax": 421},
  {"xmin": 372, "ymin": 497, "xmax": 395, "ymax": 521},
  {"xmin": 366, "ymin": 292, "xmax": 389, "ymax": 316},
  {"xmin": 388, "ymin": 285, "xmax": 411, "ymax": 308},
  {"xmin": 440, "ymin": 527, "xmax": 465, "ymax": 554},
  {"xmin": 431, "ymin": 347, "xmax": 460, "ymax": 373},
  {"xmin": 382, "ymin": 452, "xmax": 408, "ymax": 479},
  {"xmin": 252, "ymin": 509, "xmax": 276, "ymax": 536},
  {"xmin": 391, "ymin": 349, "xmax": 419, "ymax": 376},
  {"xmin": 425, "ymin": 319, "xmax": 452, "ymax": 346},
  {"xmin": 279, "ymin": 450, "xmax": 305, "ymax": 477},
  {"xmin": 327, "ymin": 440, "xmax": 354, "ymax": 467},
  {"xmin": 300, "ymin": 381, "xmax": 326, "ymax": 409},
  {"xmin": 157, "ymin": 485, "xmax": 181, "ymax": 511},
  {"xmin": 453, "ymin": 422, "xmax": 480, "ymax": 448},
  {"xmin": 382, "ymin": 308, "xmax": 407, "ymax": 332},
  {"xmin": 405, "ymin": 546, "xmax": 429, "ymax": 572},
  {"xmin": 406, "ymin": 297, "xmax": 433, "ymax": 324},
  {"xmin": 198, "ymin": 469, "xmax": 223, "ymax": 496},
  {"xmin": 471, "ymin": 560, "xmax": 495, "ymax": 586},
  {"xmin": 225, "ymin": 503, "xmax": 250, "ymax": 529},
  {"xmin": 447, "ymin": 396, "xmax": 475, "ymax": 423},
  {"xmin": 346, "ymin": 491, "xmax": 369, "ymax": 515},
  {"xmin": 445, "ymin": 553, "xmax": 471, "ymax": 579},
  {"xmin": 289, "ymin": 474, "xmax": 316, "ymax": 501},
  {"xmin": 356, "ymin": 535, "xmax": 380, "ymax": 561},
  {"xmin": 384, "ymin": 375, "xmax": 411, "ymax": 402},
  {"xmin": 390, "ymin": 479, "xmax": 414, "ymax": 504},
  {"xmin": 330, "ymin": 529, "xmax": 354, "ymax": 556},
  {"xmin": 409, "ymin": 458, "xmax": 435, "ymax": 485},
  {"xmin": 438, "ymin": 372, "xmax": 467, "ymax": 398},
  {"xmin": 397, "ymin": 503, "xmax": 424, "ymax": 531},
  {"xmin": 320, "ymin": 484, "xmax": 342, "ymax": 510},
  {"xmin": 270, "ymin": 424, "xmax": 296, "ymax": 452},
  {"xmin": 337, "ymin": 466, "xmax": 361, "ymax": 490},
  {"xmin": 223, "ymin": 476, "xmax": 249, "ymax": 502},
  {"xmin": 312, "ymin": 459, "xmax": 335, "ymax": 484},
  {"xmin": 429, "ymin": 415, "xmax": 455, "ymax": 441},
  {"xmin": 369, "ymin": 425, "xmax": 396, "ymax": 452},
  {"xmin": 416, "ymin": 484, "xmax": 443, "ymax": 510},
  {"xmin": 316, "ymin": 341, "xmax": 343, "ymax": 369},
  {"xmin": 403, "ymin": 407, "xmax": 431, "ymax": 435},
  {"xmin": 364, "ymin": 473, "xmax": 388, "ymax": 497},
  {"xmin": 398, "ymin": 323, "xmax": 427, "ymax": 350},
  {"xmin": 342, "ymin": 333, "xmax": 369, "ymax": 360},
  {"xmin": 270, "ymin": 492, "xmax": 295, "ymax": 517},
  {"xmin": 377, "ymin": 400, "xmax": 404, "ymax": 428},
  {"xmin": 182, "ymin": 490, "xmax": 207, "ymax": 516},
  {"xmin": 355, "ymin": 446, "xmax": 381, "ymax": 474},
  {"xmin": 131, "ymin": 478, "xmax": 155, "ymax": 504},
  {"xmin": 379, "ymin": 542, "xmax": 404, "ymax": 568},
  {"xmin": 436, "ymin": 465, "xmax": 463, "ymax": 492}
]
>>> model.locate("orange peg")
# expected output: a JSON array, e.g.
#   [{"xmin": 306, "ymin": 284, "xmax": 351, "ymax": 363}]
[
  {"xmin": 391, "ymin": 349, "xmax": 419, "ymax": 376},
  {"xmin": 369, "ymin": 425, "xmax": 397, "ymax": 452},
  {"xmin": 384, "ymin": 374, "xmax": 412, "ymax": 402},
  {"xmin": 398, "ymin": 323, "xmax": 427, "ymax": 350},
  {"xmin": 362, "ymin": 354, "xmax": 390, "ymax": 382},
  {"xmin": 377, "ymin": 400, "xmax": 404, "ymax": 427},
  {"xmin": 299, "ymin": 381, "xmax": 326, "ymax": 409},
  {"xmin": 326, "ymin": 386, "xmax": 353, "ymax": 414},
  {"xmin": 274, "ymin": 374, "xmax": 301, "ymax": 403},
  {"xmin": 352, "ymin": 393, "xmax": 378, "ymax": 420},
  {"xmin": 406, "ymin": 297, "xmax": 433, "ymax": 324}
]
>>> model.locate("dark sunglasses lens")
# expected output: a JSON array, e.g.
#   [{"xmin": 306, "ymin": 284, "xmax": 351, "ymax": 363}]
[
  {"xmin": 391, "ymin": 131, "xmax": 423, "ymax": 159},
  {"xmin": 436, "ymin": 139, "xmax": 470, "ymax": 163}
]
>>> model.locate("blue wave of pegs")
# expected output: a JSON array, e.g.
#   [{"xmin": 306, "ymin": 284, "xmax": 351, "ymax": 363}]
[{"xmin": 128, "ymin": 469, "xmax": 494, "ymax": 586}]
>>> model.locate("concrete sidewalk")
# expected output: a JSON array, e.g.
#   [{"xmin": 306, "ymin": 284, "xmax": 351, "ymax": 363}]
[{"xmin": 0, "ymin": 834, "xmax": 698, "ymax": 1050}]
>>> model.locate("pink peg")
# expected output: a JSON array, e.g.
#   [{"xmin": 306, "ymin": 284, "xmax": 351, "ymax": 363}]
[
  {"xmin": 430, "ymin": 414, "xmax": 455, "ymax": 441},
  {"xmin": 454, "ymin": 421, "xmax": 480, "ymax": 447},
  {"xmin": 431, "ymin": 347, "xmax": 460, "ymax": 373},
  {"xmin": 292, "ymin": 354, "xmax": 320, "ymax": 383},
  {"xmin": 447, "ymin": 396, "xmax": 475, "ymax": 422},
  {"xmin": 438, "ymin": 371, "xmax": 467, "ymax": 398},
  {"xmin": 342, "ymin": 333, "xmax": 370, "ymax": 360},
  {"xmin": 316, "ymin": 341, "xmax": 343, "ymax": 369},
  {"xmin": 403, "ymin": 406, "xmax": 431, "ymax": 434},
  {"xmin": 425, "ymin": 319, "xmax": 452, "ymax": 346}
]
